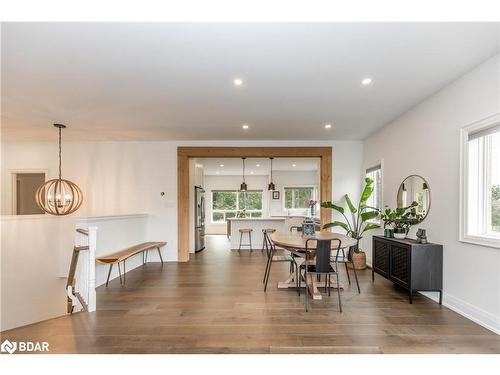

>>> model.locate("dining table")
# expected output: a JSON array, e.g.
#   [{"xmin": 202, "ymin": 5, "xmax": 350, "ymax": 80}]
[{"xmin": 270, "ymin": 231, "xmax": 358, "ymax": 300}]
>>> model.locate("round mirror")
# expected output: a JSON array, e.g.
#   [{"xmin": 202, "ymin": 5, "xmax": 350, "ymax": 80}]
[{"xmin": 397, "ymin": 175, "xmax": 431, "ymax": 223}]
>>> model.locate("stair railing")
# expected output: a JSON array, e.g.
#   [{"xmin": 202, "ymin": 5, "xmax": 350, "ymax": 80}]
[{"xmin": 66, "ymin": 226, "xmax": 97, "ymax": 313}]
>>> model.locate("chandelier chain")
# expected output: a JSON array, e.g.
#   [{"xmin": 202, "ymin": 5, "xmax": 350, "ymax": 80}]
[{"xmin": 58, "ymin": 125, "xmax": 62, "ymax": 180}]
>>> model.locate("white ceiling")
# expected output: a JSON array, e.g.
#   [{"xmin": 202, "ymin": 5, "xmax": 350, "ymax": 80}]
[
  {"xmin": 200, "ymin": 157, "xmax": 319, "ymax": 175},
  {"xmin": 2, "ymin": 23, "xmax": 499, "ymax": 142}
]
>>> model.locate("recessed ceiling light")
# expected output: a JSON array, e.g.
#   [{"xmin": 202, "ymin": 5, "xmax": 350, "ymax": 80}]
[
  {"xmin": 242, "ymin": 124, "xmax": 249, "ymax": 130},
  {"xmin": 361, "ymin": 77, "xmax": 373, "ymax": 86},
  {"xmin": 256, "ymin": 164, "xmax": 260, "ymax": 167},
  {"xmin": 234, "ymin": 78, "xmax": 243, "ymax": 86},
  {"xmin": 325, "ymin": 123, "xmax": 332, "ymax": 129},
  {"xmin": 292, "ymin": 164, "xmax": 297, "ymax": 167},
  {"xmin": 220, "ymin": 164, "xmax": 224, "ymax": 167}
]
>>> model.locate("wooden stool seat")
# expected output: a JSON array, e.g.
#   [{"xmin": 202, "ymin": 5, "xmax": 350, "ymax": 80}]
[
  {"xmin": 262, "ymin": 228, "xmax": 276, "ymax": 233},
  {"xmin": 239, "ymin": 228, "xmax": 253, "ymax": 233}
]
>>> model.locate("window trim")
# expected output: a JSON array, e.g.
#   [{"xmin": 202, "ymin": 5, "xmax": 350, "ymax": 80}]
[
  {"xmin": 365, "ymin": 160, "xmax": 384, "ymax": 224},
  {"xmin": 282, "ymin": 185, "xmax": 317, "ymax": 211},
  {"xmin": 459, "ymin": 113, "xmax": 500, "ymax": 249}
]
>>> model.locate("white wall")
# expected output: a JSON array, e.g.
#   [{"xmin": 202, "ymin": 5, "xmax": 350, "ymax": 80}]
[{"xmin": 362, "ymin": 54, "xmax": 500, "ymax": 334}]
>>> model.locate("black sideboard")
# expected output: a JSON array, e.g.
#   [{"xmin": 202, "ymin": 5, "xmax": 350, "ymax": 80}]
[{"xmin": 372, "ymin": 235, "xmax": 443, "ymax": 304}]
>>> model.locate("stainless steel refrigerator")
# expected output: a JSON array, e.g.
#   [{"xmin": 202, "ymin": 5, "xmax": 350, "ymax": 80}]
[{"xmin": 194, "ymin": 186, "xmax": 205, "ymax": 252}]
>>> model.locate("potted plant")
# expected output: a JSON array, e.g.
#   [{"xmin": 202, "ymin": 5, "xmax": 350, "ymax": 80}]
[
  {"xmin": 320, "ymin": 177, "xmax": 380, "ymax": 269},
  {"xmin": 308, "ymin": 198, "xmax": 318, "ymax": 217},
  {"xmin": 381, "ymin": 202, "xmax": 422, "ymax": 239}
]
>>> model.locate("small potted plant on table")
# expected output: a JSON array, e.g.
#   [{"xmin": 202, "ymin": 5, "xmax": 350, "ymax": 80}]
[
  {"xmin": 381, "ymin": 202, "xmax": 422, "ymax": 239},
  {"xmin": 320, "ymin": 177, "xmax": 380, "ymax": 269}
]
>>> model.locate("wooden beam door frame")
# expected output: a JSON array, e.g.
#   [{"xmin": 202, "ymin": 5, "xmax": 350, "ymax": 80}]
[{"xmin": 177, "ymin": 147, "xmax": 332, "ymax": 262}]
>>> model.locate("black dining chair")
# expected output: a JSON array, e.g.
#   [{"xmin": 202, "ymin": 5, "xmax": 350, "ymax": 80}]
[
  {"xmin": 299, "ymin": 238, "xmax": 342, "ymax": 312},
  {"xmin": 263, "ymin": 231, "xmax": 298, "ymax": 293},
  {"xmin": 332, "ymin": 246, "xmax": 360, "ymax": 294}
]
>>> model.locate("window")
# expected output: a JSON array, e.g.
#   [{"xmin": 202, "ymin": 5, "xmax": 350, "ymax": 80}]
[
  {"xmin": 366, "ymin": 164, "xmax": 382, "ymax": 222},
  {"xmin": 211, "ymin": 190, "xmax": 263, "ymax": 223},
  {"xmin": 460, "ymin": 114, "xmax": 500, "ymax": 248},
  {"xmin": 284, "ymin": 187, "xmax": 316, "ymax": 209}
]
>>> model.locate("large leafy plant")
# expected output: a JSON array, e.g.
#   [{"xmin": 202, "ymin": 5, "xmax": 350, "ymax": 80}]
[{"xmin": 320, "ymin": 177, "xmax": 380, "ymax": 251}]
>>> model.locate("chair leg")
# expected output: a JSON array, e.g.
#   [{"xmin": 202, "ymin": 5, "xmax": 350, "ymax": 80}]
[
  {"xmin": 123, "ymin": 260, "xmax": 126, "ymax": 284},
  {"xmin": 344, "ymin": 262, "xmax": 351, "ymax": 285},
  {"xmin": 336, "ymin": 272, "xmax": 342, "ymax": 312},
  {"xmin": 263, "ymin": 252, "xmax": 272, "ymax": 284},
  {"xmin": 249, "ymin": 232, "xmax": 253, "ymax": 252},
  {"xmin": 328, "ymin": 274, "xmax": 331, "ymax": 296},
  {"xmin": 294, "ymin": 261, "xmax": 300, "ymax": 296},
  {"xmin": 264, "ymin": 257, "xmax": 273, "ymax": 292},
  {"xmin": 324, "ymin": 274, "xmax": 328, "ymax": 292},
  {"xmin": 351, "ymin": 263, "xmax": 360, "ymax": 294},
  {"xmin": 105, "ymin": 264, "xmax": 113, "ymax": 287},
  {"xmin": 304, "ymin": 268, "xmax": 308, "ymax": 312},
  {"xmin": 238, "ymin": 232, "xmax": 242, "ymax": 252}
]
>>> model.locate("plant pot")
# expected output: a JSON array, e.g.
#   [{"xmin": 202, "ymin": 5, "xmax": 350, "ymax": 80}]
[
  {"xmin": 348, "ymin": 251, "xmax": 367, "ymax": 270},
  {"xmin": 393, "ymin": 228, "xmax": 406, "ymax": 239},
  {"xmin": 384, "ymin": 228, "xmax": 394, "ymax": 238}
]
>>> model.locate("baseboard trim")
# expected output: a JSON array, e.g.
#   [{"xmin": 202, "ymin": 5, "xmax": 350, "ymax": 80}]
[{"xmin": 420, "ymin": 291, "xmax": 500, "ymax": 335}]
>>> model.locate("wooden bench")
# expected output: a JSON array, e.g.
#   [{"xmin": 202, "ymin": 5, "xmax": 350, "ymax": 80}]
[{"xmin": 96, "ymin": 241, "xmax": 167, "ymax": 286}]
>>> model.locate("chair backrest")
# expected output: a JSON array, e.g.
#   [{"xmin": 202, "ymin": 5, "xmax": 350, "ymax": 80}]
[
  {"xmin": 263, "ymin": 231, "xmax": 275, "ymax": 257},
  {"xmin": 307, "ymin": 238, "xmax": 342, "ymax": 273},
  {"xmin": 289, "ymin": 225, "xmax": 303, "ymax": 233}
]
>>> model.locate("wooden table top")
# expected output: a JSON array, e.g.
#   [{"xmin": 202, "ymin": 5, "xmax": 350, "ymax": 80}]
[{"xmin": 270, "ymin": 231, "xmax": 356, "ymax": 250}]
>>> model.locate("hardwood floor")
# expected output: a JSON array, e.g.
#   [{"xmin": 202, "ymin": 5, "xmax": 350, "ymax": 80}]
[{"xmin": 2, "ymin": 235, "xmax": 500, "ymax": 354}]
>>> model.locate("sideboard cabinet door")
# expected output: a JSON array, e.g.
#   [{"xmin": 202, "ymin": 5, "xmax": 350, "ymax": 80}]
[
  {"xmin": 389, "ymin": 243, "xmax": 411, "ymax": 288},
  {"xmin": 373, "ymin": 238, "xmax": 390, "ymax": 278}
]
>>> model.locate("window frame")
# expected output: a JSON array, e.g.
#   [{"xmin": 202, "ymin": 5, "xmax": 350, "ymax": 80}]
[
  {"xmin": 211, "ymin": 190, "xmax": 263, "ymax": 223},
  {"xmin": 282, "ymin": 185, "xmax": 317, "ymax": 211},
  {"xmin": 459, "ymin": 113, "xmax": 500, "ymax": 249},
  {"xmin": 365, "ymin": 161, "xmax": 383, "ymax": 224}
]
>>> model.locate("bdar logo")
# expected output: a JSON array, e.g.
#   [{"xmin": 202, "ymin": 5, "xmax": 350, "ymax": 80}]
[{"xmin": 1, "ymin": 339, "xmax": 17, "ymax": 354}]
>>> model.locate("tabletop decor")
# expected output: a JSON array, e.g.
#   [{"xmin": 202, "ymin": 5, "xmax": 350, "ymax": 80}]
[
  {"xmin": 380, "ymin": 201, "xmax": 422, "ymax": 239},
  {"xmin": 35, "ymin": 124, "xmax": 83, "ymax": 215},
  {"xmin": 309, "ymin": 198, "xmax": 318, "ymax": 217},
  {"xmin": 320, "ymin": 177, "xmax": 380, "ymax": 269}
]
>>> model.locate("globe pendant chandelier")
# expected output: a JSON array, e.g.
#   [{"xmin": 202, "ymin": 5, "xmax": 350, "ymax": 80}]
[{"xmin": 35, "ymin": 124, "xmax": 83, "ymax": 215}]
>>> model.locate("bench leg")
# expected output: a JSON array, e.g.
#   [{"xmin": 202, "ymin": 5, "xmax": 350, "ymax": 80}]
[
  {"xmin": 157, "ymin": 248, "xmax": 164, "ymax": 265},
  {"xmin": 105, "ymin": 264, "xmax": 113, "ymax": 287},
  {"xmin": 145, "ymin": 250, "xmax": 148, "ymax": 263},
  {"xmin": 123, "ymin": 260, "xmax": 126, "ymax": 284},
  {"xmin": 117, "ymin": 262, "xmax": 123, "ymax": 285}
]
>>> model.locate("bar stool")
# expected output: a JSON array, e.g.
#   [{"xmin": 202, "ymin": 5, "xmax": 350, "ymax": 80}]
[
  {"xmin": 261, "ymin": 228, "xmax": 276, "ymax": 251},
  {"xmin": 238, "ymin": 228, "xmax": 253, "ymax": 252}
]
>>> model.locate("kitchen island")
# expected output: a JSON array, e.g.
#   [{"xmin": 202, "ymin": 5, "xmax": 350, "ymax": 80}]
[{"xmin": 227, "ymin": 217, "xmax": 290, "ymax": 250}]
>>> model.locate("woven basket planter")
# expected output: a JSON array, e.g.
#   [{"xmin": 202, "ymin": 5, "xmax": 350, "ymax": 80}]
[{"xmin": 347, "ymin": 251, "xmax": 367, "ymax": 270}]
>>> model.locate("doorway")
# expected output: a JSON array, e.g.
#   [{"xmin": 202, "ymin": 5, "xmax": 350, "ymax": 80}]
[
  {"xmin": 12, "ymin": 172, "xmax": 46, "ymax": 215},
  {"xmin": 177, "ymin": 147, "xmax": 332, "ymax": 262}
]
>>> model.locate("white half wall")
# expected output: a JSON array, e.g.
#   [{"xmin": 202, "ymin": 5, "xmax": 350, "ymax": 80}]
[
  {"xmin": 0, "ymin": 215, "xmax": 73, "ymax": 331},
  {"xmin": 362, "ymin": 54, "xmax": 500, "ymax": 334}
]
